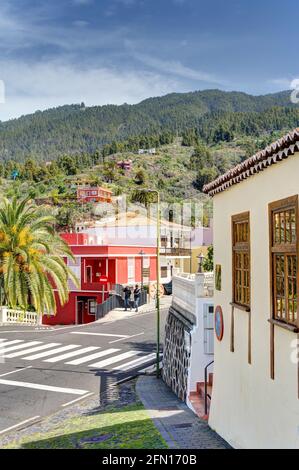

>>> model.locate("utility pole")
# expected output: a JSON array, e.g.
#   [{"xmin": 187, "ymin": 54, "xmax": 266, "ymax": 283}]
[
  {"xmin": 134, "ymin": 189, "xmax": 161, "ymax": 378},
  {"xmin": 156, "ymin": 190, "xmax": 161, "ymax": 378}
]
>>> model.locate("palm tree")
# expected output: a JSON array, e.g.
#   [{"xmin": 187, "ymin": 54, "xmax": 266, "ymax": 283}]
[{"xmin": 0, "ymin": 197, "xmax": 78, "ymax": 315}]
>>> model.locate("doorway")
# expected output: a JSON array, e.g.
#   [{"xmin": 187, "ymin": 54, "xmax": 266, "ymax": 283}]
[
  {"xmin": 86, "ymin": 266, "xmax": 92, "ymax": 283},
  {"xmin": 77, "ymin": 300, "xmax": 84, "ymax": 324}
]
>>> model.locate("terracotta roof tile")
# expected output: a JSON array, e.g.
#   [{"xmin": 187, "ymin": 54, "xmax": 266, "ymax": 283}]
[{"xmin": 203, "ymin": 128, "xmax": 299, "ymax": 196}]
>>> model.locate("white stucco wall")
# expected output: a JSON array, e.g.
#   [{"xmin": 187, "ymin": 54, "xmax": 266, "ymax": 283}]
[
  {"xmin": 209, "ymin": 152, "xmax": 299, "ymax": 449},
  {"xmin": 172, "ymin": 273, "xmax": 214, "ymax": 399},
  {"xmin": 188, "ymin": 298, "xmax": 214, "ymax": 393}
]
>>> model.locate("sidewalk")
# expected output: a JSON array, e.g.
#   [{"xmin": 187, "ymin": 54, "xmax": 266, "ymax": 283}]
[
  {"xmin": 96, "ymin": 295, "xmax": 172, "ymax": 324},
  {"xmin": 0, "ymin": 379, "xmax": 167, "ymax": 449},
  {"xmin": 136, "ymin": 376, "xmax": 231, "ymax": 449}
]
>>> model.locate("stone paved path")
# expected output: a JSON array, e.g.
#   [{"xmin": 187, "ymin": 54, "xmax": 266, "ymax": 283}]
[{"xmin": 136, "ymin": 376, "xmax": 231, "ymax": 449}]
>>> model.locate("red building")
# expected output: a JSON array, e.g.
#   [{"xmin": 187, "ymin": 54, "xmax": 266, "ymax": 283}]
[
  {"xmin": 116, "ymin": 160, "xmax": 132, "ymax": 171},
  {"xmin": 43, "ymin": 233, "xmax": 157, "ymax": 325},
  {"xmin": 77, "ymin": 186, "xmax": 112, "ymax": 203}
]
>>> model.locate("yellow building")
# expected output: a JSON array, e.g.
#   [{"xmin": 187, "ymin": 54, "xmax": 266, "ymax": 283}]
[{"xmin": 204, "ymin": 128, "xmax": 299, "ymax": 449}]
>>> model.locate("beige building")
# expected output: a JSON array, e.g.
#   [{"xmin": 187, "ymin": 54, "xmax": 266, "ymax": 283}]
[{"xmin": 203, "ymin": 128, "xmax": 299, "ymax": 449}]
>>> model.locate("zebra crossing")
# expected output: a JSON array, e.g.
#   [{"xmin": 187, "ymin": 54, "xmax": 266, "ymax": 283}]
[{"xmin": 0, "ymin": 338, "xmax": 159, "ymax": 373}]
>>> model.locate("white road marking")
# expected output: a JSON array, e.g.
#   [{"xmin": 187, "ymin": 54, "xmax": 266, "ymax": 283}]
[
  {"xmin": 44, "ymin": 346, "xmax": 101, "ymax": 363},
  {"xmin": 61, "ymin": 392, "xmax": 94, "ymax": 408},
  {"xmin": 23, "ymin": 344, "xmax": 81, "ymax": 360},
  {"xmin": 0, "ymin": 341, "xmax": 41, "ymax": 355},
  {"xmin": 66, "ymin": 348, "xmax": 119, "ymax": 366},
  {"xmin": 113, "ymin": 353, "xmax": 156, "ymax": 371},
  {"xmin": 0, "ymin": 366, "xmax": 32, "ymax": 378},
  {"xmin": 109, "ymin": 332, "xmax": 145, "ymax": 344},
  {"xmin": 0, "ymin": 416, "xmax": 40, "ymax": 435},
  {"xmin": 0, "ymin": 378, "xmax": 89, "ymax": 395},
  {"xmin": 71, "ymin": 332, "xmax": 128, "ymax": 338},
  {"xmin": 4, "ymin": 343, "xmax": 61, "ymax": 358},
  {"xmin": 0, "ymin": 340, "xmax": 24, "ymax": 347},
  {"xmin": 89, "ymin": 350, "xmax": 138, "ymax": 368}
]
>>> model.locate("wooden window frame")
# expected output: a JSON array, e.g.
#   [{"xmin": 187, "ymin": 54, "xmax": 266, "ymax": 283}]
[
  {"xmin": 232, "ymin": 211, "xmax": 251, "ymax": 310},
  {"xmin": 269, "ymin": 196, "xmax": 299, "ymax": 387},
  {"xmin": 269, "ymin": 195, "xmax": 299, "ymax": 332}
]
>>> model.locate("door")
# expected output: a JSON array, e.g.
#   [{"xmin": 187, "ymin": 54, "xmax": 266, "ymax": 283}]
[
  {"xmin": 108, "ymin": 259, "xmax": 116, "ymax": 284},
  {"xmin": 77, "ymin": 300, "xmax": 84, "ymax": 325}
]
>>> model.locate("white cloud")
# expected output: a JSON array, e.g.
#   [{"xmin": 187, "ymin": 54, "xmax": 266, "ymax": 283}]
[
  {"xmin": 131, "ymin": 51, "xmax": 224, "ymax": 85},
  {"xmin": 268, "ymin": 78, "xmax": 293, "ymax": 89},
  {"xmin": 72, "ymin": 0, "xmax": 93, "ymax": 5},
  {"xmin": 0, "ymin": 1, "xmax": 128, "ymax": 55},
  {"xmin": 0, "ymin": 60, "xmax": 179, "ymax": 121},
  {"xmin": 72, "ymin": 20, "xmax": 89, "ymax": 27}
]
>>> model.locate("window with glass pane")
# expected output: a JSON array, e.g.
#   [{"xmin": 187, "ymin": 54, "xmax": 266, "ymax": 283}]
[
  {"xmin": 270, "ymin": 196, "xmax": 298, "ymax": 327},
  {"xmin": 232, "ymin": 212, "xmax": 250, "ymax": 308}
]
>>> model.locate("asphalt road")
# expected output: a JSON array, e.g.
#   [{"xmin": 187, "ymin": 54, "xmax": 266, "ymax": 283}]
[{"xmin": 0, "ymin": 308, "xmax": 168, "ymax": 436}]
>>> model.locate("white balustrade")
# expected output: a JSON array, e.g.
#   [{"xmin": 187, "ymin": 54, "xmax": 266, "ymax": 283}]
[
  {"xmin": 172, "ymin": 272, "xmax": 214, "ymax": 313},
  {"xmin": 0, "ymin": 307, "xmax": 40, "ymax": 325}
]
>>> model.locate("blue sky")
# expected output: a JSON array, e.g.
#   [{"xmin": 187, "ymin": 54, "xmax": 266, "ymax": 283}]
[{"xmin": 0, "ymin": 0, "xmax": 298, "ymax": 120}]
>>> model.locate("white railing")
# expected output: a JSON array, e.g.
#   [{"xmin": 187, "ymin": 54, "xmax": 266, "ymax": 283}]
[
  {"xmin": 0, "ymin": 307, "xmax": 40, "ymax": 325},
  {"xmin": 196, "ymin": 272, "xmax": 214, "ymax": 298},
  {"xmin": 172, "ymin": 272, "xmax": 214, "ymax": 314}
]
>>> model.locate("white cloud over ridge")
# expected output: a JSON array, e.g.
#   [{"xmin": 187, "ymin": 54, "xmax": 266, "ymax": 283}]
[{"xmin": 0, "ymin": 61, "xmax": 179, "ymax": 121}]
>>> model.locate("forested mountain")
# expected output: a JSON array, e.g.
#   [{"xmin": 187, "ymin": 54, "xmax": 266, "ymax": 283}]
[{"xmin": 0, "ymin": 89, "xmax": 298, "ymax": 161}]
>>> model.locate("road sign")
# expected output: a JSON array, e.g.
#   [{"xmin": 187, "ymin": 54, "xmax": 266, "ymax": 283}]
[
  {"xmin": 142, "ymin": 267, "xmax": 150, "ymax": 278},
  {"xmin": 99, "ymin": 275, "xmax": 109, "ymax": 283},
  {"xmin": 215, "ymin": 305, "xmax": 224, "ymax": 341}
]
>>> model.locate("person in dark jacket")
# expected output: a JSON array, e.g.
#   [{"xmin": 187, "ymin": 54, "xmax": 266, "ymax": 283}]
[
  {"xmin": 133, "ymin": 284, "xmax": 141, "ymax": 312},
  {"xmin": 123, "ymin": 286, "xmax": 132, "ymax": 311}
]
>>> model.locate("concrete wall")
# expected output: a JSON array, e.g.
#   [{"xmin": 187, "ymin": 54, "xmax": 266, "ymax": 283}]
[
  {"xmin": 184, "ymin": 246, "xmax": 210, "ymax": 273},
  {"xmin": 209, "ymin": 152, "xmax": 299, "ymax": 449},
  {"xmin": 188, "ymin": 297, "xmax": 214, "ymax": 393},
  {"xmin": 172, "ymin": 273, "xmax": 214, "ymax": 396}
]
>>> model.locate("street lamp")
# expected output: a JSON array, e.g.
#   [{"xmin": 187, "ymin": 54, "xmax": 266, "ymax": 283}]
[
  {"xmin": 197, "ymin": 252, "xmax": 205, "ymax": 273},
  {"xmin": 134, "ymin": 189, "xmax": 161, "ymax": 378},
  {"xmin": 139, "ymin": 249, "xmax": 145, "ymax": 290}
]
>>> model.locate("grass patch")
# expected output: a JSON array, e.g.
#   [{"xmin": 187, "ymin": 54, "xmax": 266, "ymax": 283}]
[{"xmin": 4, "ymin": 403, "xmax": 168, "ymax": 449}]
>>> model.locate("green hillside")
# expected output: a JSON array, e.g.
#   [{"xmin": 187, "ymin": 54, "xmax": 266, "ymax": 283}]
[{"xmin": 0, "ymin": 89, "xmax": 298, "ymax": 161}]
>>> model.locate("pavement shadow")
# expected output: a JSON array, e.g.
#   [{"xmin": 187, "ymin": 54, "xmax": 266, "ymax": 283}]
[{"xmin": 17, "ymin": 413, "xmax": 167, "ymax": 449}]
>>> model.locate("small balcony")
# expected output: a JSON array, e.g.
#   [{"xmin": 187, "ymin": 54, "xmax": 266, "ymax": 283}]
[
  {"xmin": 160, "ymin": 247, "xmax": 191, "ymax": 257},
  {"xmin": 81, "ymin": 281, "xmax": 106, "ymax": 291}
]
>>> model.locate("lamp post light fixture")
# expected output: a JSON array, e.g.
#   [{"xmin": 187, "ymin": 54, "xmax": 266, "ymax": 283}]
[{"xmin": 197, "ymin": 252, "xmax": 205, "ymax": 273}]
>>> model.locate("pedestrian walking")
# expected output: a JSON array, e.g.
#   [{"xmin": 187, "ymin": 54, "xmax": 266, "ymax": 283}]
[
  {"xmin": 123, "ymin": 286, "xmax": 132, "ymax": 311},
  {"xmin": 133, "ymin": 284, "xmax": 141, "ymax": 312}
]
